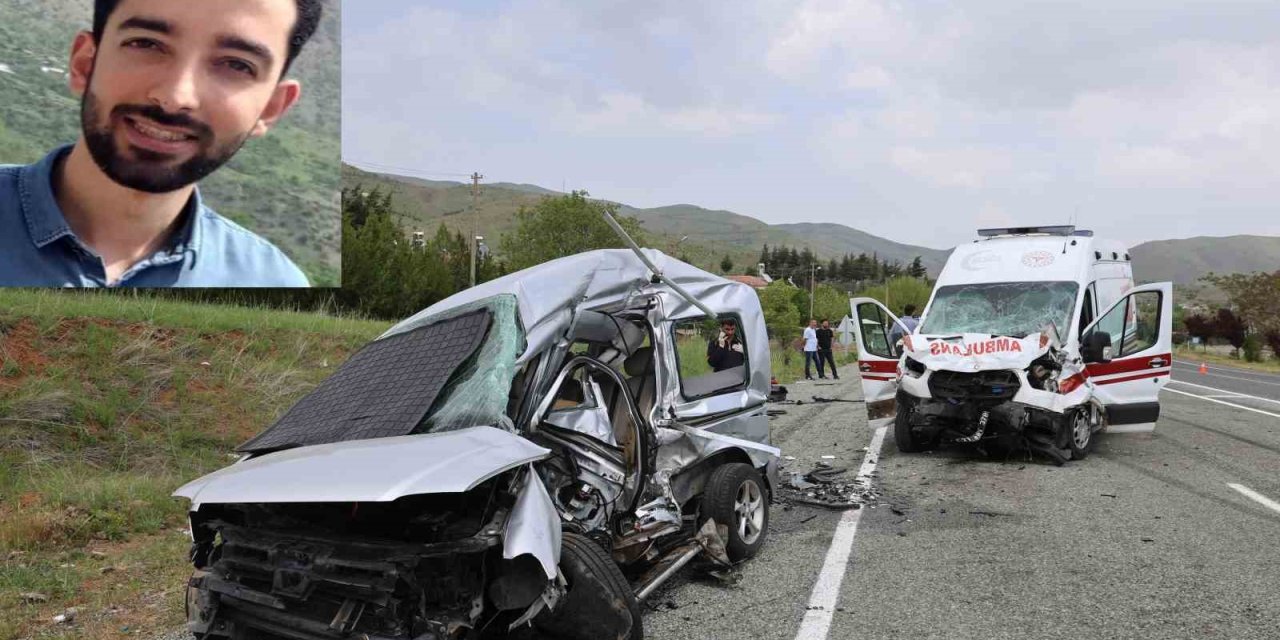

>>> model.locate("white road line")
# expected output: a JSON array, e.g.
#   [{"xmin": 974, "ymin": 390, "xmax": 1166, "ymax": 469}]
[
  {"xmin": 1166, "ymin": 379, "xmax": 1280, "ymax": 407},
  {"xmin": 1164, "ymin": 387, "xmax": 1280, "ymax": 419},
  {"xmin": 1227, "ymin": 483, "xmax": 1280, "ymax": 516},
  {"xmin": 793, "ymin": 424, "xmax": 887, "ymax": 640}
]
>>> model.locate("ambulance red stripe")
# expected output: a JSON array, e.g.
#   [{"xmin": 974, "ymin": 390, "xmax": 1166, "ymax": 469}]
[{"xmin": 1085, "ymin": 353, "xmax": 1172, "ymax": 377}]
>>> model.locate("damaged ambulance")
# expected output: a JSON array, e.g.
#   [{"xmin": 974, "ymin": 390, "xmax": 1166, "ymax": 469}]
[
  {"xmin": 174, "ymin": 247, "xmax": 779, "ymax": 640},
  {"xmin": 850, "ymin": 226, "xmax": 1173, "ymax": 464}
]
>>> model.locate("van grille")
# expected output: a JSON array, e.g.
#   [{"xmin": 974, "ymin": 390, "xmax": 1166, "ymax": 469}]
[{"xmin": 928, "ymin": 370, "xmax": 1020, "ymax": 401}]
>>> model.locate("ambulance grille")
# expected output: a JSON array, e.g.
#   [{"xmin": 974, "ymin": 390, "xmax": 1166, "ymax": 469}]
[{"xmin": 928, "ymin": 370, "xmax": 1020, "ymax": 401}]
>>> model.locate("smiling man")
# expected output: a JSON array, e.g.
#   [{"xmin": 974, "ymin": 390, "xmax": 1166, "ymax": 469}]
[{"xmin": 0, "ymin": 0, "xmax": 322, "ymax": 287}]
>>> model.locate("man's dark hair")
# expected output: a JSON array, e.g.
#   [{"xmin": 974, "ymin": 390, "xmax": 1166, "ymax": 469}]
[
  {"xmin": 92, "ymin": 0, "xmax": 323, "ymax": 76},
  {"xmin": 904, "ymin": 304, "xmax": 917, "ymax": 316}
]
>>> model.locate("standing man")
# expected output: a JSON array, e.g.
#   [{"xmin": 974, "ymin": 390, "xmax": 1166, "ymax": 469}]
[
  {"xmin": 0, "ymin": 0, "xmax": 321, "ymax": 287},
  {"xmin": 803, "ymin": 318, "xmax": 821, "ymax": 380},
  {"xmin": 706, "ymin": 319, "xmax": 745, "ymax": 372},
  {"xmin": 888, "ymin": 304, "xmax": 921, "ymax": 352},
  {"xmin": 816, "ymin": 318, "xmax": 838, "ymax": 380}
]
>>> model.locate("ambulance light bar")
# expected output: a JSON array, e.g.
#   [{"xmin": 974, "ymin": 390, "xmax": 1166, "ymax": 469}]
[{"xmin": 977, "ymin": 225, "xmax": 1092, "ymax": 238}]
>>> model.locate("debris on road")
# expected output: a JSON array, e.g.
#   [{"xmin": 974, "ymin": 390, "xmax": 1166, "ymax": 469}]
[
  {"xmin": 779, "ymin": 464, "xmax": 880, "ymax": 510},
  {"xmin": 812, "ymin": 396, "xmax": 864, "ymax": 404}
]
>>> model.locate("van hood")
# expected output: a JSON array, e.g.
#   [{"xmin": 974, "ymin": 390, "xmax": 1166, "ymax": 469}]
[
  {"xmin": 904, "ymin": 333, "xmax": 1051, "ymax": 373},
  {"xmin": 174, "ymin": 426, "xmax": 550, "ymax": 510}
]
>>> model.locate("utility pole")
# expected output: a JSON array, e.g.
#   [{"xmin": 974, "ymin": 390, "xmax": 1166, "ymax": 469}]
[
  {"xmin": 469, "ymin": 172, "xmax": 483, "ymax": 288},
  {"xmin": 809, "ymin": 263, "xmax": 821, "ymax": 319}
]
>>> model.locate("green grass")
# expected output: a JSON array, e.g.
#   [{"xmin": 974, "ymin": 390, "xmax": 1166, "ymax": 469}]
[
  {"xmin": 1175, "ymin": 345, "xmax": 1280, "ymax": 374},
  {"xmin": 0, "ymin": 289, "xmax": 387, "ymax": 338},
  {"xmin": 0, "ymin": 291, "xmax": 388, "ymax": 638}
]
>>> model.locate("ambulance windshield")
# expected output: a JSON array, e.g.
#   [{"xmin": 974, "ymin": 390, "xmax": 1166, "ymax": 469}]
[{"xmin": 919, "ymin": 281, "xmax": 1078, "ymax": 339}]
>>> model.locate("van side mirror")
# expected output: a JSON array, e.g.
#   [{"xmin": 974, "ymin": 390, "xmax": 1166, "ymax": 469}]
[{"xmin": 1082, "ymin": 331, "xmax": 1113, "ymax": 363}]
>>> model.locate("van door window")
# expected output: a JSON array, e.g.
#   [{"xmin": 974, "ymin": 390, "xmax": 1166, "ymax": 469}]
[
  {"xmin": 1088, "ymin": 291, "xmax": 1162, "ymax": 357},
  {"xmin": 856, "ymin": 302, "xmax": 895, "ymax": 358},
  {"xmin": 673, "ymin": 317, "xmax": 748, "ymax": 399}
]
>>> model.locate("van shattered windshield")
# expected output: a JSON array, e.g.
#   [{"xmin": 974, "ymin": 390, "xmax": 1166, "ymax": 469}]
[{"xmin": 919, "ymin": 281, "xmax": 1078, "ymax": 339}]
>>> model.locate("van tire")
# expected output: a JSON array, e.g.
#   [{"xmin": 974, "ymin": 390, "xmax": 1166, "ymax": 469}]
[
  {"xmin": 894, "ymin": 403, "xmax": 923, "ymax": 453},
  {"xmin": 535, "ymin": 533, "xmax": 643, "ymax": 640},
  {"xmin": 700, "ymin": 463, "xmax": 769, "ymax": 561},
  {"xmin": 1067, "ymin": 410, "xmax": 1094, "ymax": 460}
]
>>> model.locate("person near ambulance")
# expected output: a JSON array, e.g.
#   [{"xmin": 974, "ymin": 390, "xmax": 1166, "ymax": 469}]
[
  {"xmin": 802, "ymin": 319, "xmax": 821, "ymax": 380},
  {"xmin": 888, "ymin": 304, "xmax": 920, "ymax": 352},
  {"xmin": 816, "ymin": 319, "xmax": 839, "ymax": 379}
]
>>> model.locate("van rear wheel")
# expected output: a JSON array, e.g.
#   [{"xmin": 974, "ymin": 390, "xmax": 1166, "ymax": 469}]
[{"xmin": 700, "ymin": 463, "xmax": 769, "ymax": 561}]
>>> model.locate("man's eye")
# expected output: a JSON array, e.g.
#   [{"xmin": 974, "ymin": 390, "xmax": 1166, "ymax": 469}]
[
  {"xmin": 220, "ymin": 59, "xmax": 258, "ymax": 77},
  {"xmin": 123, "ymin": 38, "xmax": 162, "ymax": 51}
]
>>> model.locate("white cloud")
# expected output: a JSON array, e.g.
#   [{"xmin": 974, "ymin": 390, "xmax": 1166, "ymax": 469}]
[
  {"xmin": 843, "ymin": 66, "xmax": 894, "ymax": 90},
  {"xmin": 570, "ymin": 92, "xmax": 777, "ymax": 137},
  {"xmin": 889, "ymin": 146, "xmax": 1012, "ymax": 189}
]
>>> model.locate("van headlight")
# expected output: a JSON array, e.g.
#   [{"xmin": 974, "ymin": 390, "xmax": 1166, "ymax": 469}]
[{"xmin": 903, "ymin": 357, "xmax": 926, "ymax": 377}]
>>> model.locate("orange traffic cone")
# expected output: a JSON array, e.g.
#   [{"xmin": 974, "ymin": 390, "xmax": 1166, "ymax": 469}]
[{"xmin": 1199, "ymin": 362, "xmax": 1208, "ymax": 375}]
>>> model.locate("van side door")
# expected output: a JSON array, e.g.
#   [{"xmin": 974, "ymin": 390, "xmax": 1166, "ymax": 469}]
[
  {"xmin": 849, "ymin": 297, "xmax": 902, "ymax": 422},
  {"xmin": 1079, "ymin": 282, "xmax": 1173, "ymax": 432}
]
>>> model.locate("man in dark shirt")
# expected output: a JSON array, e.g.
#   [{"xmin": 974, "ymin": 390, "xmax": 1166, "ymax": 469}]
[
  {"xmin": 707, "ymin": 320, "xmax": 745, "ymax": 372},
  {"xmin": 816, "ymin": 319, "xmax": 838, "ymax": 380}
]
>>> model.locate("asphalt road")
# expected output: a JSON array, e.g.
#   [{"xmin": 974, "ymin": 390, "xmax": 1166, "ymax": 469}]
[
  {"xmin": 647, "ymin": 362, "xmax": 1280, "ymax": 640},
  {"xmin": 155, "ymin": 361, "xmax": 1280, "ymax": 640}
]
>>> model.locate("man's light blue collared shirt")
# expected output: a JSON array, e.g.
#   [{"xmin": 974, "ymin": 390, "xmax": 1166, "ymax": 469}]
[{"xmin": 0, "ymin": 145, "xmax": 310, "ymax": 287}]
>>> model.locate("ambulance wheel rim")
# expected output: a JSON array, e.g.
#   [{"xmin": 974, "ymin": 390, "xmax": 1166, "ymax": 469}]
[{"xmin": 1071, "ymin": 411, "xmax": 1090, "ymax": 449}]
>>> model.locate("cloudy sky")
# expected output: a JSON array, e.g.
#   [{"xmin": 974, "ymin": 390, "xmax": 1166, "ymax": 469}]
[{"xmin": 342, "ymin": 0, "xmax": 1280, "ymax": 250}]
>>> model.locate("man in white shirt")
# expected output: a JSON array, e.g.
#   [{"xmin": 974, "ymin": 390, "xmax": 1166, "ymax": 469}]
[{"xmin": 803, "ymin": 319, "xmax": 821, "ymax": 380}]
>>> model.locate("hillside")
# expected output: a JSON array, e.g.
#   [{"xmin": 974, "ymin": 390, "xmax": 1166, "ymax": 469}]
[
  {"xmin": 342, "ymin": 164, "xmax": 946, "ymax": 274},
  {"xmin": 0, "ymin": 0, "xmax": 340, "ymax": 285},
  {"xmin": 1131, "ymin": 235, "xmax": 1280, "ymax": 286},
  {"xmin": 0, "ymin": 289, "xmax": 387, "ymax": 639}
]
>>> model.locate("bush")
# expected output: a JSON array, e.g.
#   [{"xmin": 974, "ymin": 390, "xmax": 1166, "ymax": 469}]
[
  {"xmin": 1243, "ymin": 334, "xmax": 1263, "ymax": 363},
  {"xmin": 1265, "ymin": 330, "xmax": 1280, "ymax": 362}
]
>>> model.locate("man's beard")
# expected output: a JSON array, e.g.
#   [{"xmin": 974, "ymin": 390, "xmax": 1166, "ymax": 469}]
[{"xmin": 80, "ymin": 86, "xmax": 252, "ymax": 194}]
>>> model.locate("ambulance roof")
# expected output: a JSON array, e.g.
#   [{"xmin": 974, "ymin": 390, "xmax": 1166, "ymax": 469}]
[{"xmin": 936, "ymin": 232, "xmax": 1129, "ymax": 287}]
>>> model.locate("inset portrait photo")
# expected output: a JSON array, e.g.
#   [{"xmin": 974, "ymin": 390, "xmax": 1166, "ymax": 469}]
[{"xmin": 0, "ymin": 0, "xmax": 340, "ymax": 287}]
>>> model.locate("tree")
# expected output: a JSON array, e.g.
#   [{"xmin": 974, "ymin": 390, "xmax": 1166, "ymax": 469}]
[
  {"xmin": 758, "ymin": 281, "xmax": 801, "ymax": 365},
  {"xmin": 1202, "ymin": 271, "xmax": 1280, "ymax": 334},
  {"xmin": 1264, "ymin": 329, "xmax": 1280, "ymax": 361},
  {"xmin": 1183, "ymin": 313, "xmax": 1215, "ymax": 348},
  {"xmin": 811, "ymin": 284, "xmax": 849, "ymax": 324},
  {"xmin": 499, "ymin": 191, "xmax": 647, "ymax": 271},
  {"xmin": 907, "ymin": 256, "xmax": 927, "ymax": 278},
  {"xmin": 1215, "ymin": 308, "xmax": 1246, "ymax": 353},
  {"xmin": 720, "ymin": 255, "xmax": 734, "ymax": 274},
  {"xmin": 854, "ymin": 276, "xmax": 933, "ymax": 318}
]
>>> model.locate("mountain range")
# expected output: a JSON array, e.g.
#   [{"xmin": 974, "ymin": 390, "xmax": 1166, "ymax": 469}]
[{"xmin": 342, "ymin": 164, "xmax": 1279, "ymax": 288}]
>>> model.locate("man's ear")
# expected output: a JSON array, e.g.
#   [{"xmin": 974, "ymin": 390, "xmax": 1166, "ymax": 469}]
[
  {"xmin": 250, "ymin": 80, "xmax": 302, "ymax": 138},
  {"xmin": 68, "ymin": 31, "xmax": 97, "ymax": 97}
]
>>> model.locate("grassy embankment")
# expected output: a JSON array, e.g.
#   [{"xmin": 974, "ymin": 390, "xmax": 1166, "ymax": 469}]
[
  {"xmin": 1174, "ymin": 345, "xmax": 1280, "ymax": 374},
  {"xmin": 0, "ymin": 290, "xmax": 389, "ymax": 640},
  {"xmin": 675, "ymin": 334, "xmax": 859, "ymax": 383}
]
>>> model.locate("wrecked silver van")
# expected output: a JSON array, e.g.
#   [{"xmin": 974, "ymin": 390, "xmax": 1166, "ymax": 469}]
[{"xmin": 174, "ymin": 248, "xmax": 779, "ymax": 640}]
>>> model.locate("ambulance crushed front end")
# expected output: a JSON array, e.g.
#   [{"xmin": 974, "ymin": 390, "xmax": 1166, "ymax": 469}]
[{"xmin": 894, "ymin": 332, "xmax": 1097, "ymax": 464}]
